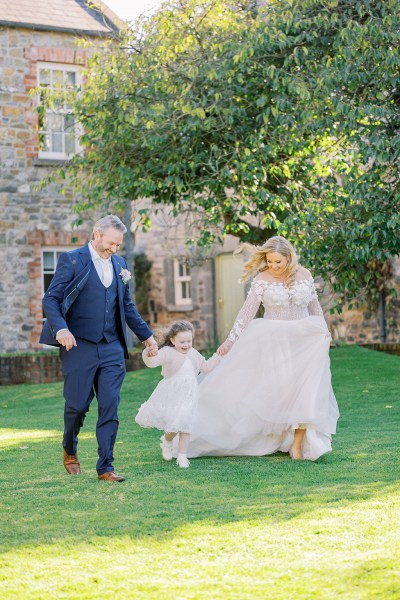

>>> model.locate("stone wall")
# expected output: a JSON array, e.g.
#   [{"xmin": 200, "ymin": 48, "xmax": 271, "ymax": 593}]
[
  {"xmin": 1, "ymin": 24, "xmax": 398, "ymax": 353},
  {"xmin": 0, "ymin": 26, "xmax": 97, "ymax": 352},
  {"xmin": 321, "ymin": 257, "xmax": 400, "ymax": 344},
  {"xmin": 0, "ymin": 350, "xmax": 144, "ymax": 385},
  {"xmin": 136, "ymin": 213, "xmax": 400, "ymax": 346},
  {"xmin": 135, "ymin": 220, "xmax": 217, "ymax": 350},
  {"xmin": 362, "ymin": 343, "xmax": 400, "ymax": 356}
]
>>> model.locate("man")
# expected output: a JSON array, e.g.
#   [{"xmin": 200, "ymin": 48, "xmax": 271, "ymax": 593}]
[{"xmin": 40, "ymin": 215, "xmax": 158, "ymax": 482}]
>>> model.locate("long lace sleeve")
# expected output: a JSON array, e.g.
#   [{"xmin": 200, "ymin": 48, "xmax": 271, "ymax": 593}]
[
  {"xmin": 307, "ymin": 280, "xmax": 324, "ymax": 317},
  {"xmin": 226, "ymin": 279, "xmax": 263, "ymax": 344}
]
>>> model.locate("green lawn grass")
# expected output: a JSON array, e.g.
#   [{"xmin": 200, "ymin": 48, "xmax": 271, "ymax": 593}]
[{"xmin": 0, "ymin": 346, "xmax": 399, "ymax": 599}]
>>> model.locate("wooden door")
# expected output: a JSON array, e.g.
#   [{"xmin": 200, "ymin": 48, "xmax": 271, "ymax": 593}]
[{"xmin": 215, "ymin": 253, "xmax": 245, "ymax": 343}]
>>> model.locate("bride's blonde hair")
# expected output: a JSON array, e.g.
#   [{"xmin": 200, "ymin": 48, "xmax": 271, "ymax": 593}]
[{"xmin": 236, "ymin": 236, "xmax": 299, "ymax": 285}]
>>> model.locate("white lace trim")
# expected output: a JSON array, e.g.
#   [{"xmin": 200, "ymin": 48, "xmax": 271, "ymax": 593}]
[{"xmin": 227, "ymin": 319, "xmax": 245, "ymax": 342}]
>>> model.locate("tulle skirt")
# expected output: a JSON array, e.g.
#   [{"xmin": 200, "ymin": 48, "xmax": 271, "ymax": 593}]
[
  {"xmin": 136, "ymin": 359, "xmax": 198, "ymax": 434},
  {"xmin": 187, "ymin": 316, "xmax": 339, "ymax": 461}
]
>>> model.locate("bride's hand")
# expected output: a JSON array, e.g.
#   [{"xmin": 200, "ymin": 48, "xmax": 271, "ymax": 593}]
[{"xmin": 217, "ymin": 340, "xmax": 233, "ymax": 356}]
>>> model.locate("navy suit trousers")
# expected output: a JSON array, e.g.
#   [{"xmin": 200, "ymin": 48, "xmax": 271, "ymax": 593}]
[{"xmin": 61, "ymin": 337, "xmax": 126, "ymax": 474}]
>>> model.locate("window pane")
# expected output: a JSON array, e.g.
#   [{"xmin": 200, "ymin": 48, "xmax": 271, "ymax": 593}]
[
  {"xmin": 39, "ymin": 68, "xmax": 50, "ymax": 86},
  {"xmin": 39, "ymin": 133, "xmax": 51, "ymax": 152},
  {"xmin": 43, "ymin": 252, "xmax": 55, "ymax": 270},
  {"xmin": 66, "ymin": 71, "xmax": 76, "ymax": 87},
  {"xmin": 52, "ymin": 70, "xmax": 63, "ymax": 89},
  {"xmin": 65, "ymin": 132, "xmax": 76, "ymax": 155},
  {"xmin": 65, "ymin": 113, "xmax": 75, "ymax": 131},
  {"xmin": 52, "ymin": 133, "xmax": 63, "ymax": 153},
  {"xmin": 179, "ymin": 263, "xmax": 189, "ymax": 277},
  {"xmin": 45, "ymin": 113, "xmax": 64, "ymax": 132},
  {"xmin": 38, "ymin": 66, "xmax": 80, "ymax": 157},
  {"xmin": 182, "ymin": 282, "xmax": 191, "ymax": 299},
  {"xmin": 43, "ymin": 273, "xmax": 54, "ymax": 293},
  {"xmin": 53, "ymin": 97, "xmax": 64, "ymax": 111}
]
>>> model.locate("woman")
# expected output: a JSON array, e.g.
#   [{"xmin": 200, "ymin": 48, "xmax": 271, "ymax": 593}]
[{"xmin": 188, "ymin": 236, "xmax": 339, "ymax": 461}]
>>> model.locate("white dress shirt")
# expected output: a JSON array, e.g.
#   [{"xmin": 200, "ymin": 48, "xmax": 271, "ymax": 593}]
[{"xmin": 89, "ymin": 241, "xmax": 113, "ymax": 287}]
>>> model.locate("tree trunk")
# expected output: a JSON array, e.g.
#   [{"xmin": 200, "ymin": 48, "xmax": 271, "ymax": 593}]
[
  {"xmin": 124, "ymin": 202, "xmax": 136, "ymax": 348},
  {"xmin": 378, "ymin": 289, "xmax": 387, "ymax": 343}
]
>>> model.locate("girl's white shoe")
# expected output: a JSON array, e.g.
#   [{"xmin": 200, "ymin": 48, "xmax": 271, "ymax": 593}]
[
  {"xmin": 176, "ymin": 454, "xmax": 190, "ymax": 468},
  {"xmin": 160, "ymin": 435, "xmax": 173, "ymax": 461}
]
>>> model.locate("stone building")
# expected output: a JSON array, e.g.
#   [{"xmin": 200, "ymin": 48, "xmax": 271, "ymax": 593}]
[
  {"xmin": 0, "ymin": 0, "xmax": 398, "ymax": 356},
  {"xmin": 134, "ymin": 216, "xmax": 400, "ymax": 349},
  {"xmin": 0, "ymin": 0, "xmax": 121, "ymax": 353}
]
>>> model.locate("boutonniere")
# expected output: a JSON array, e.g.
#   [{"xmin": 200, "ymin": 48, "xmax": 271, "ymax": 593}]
[{"xmin": 120, "ymin": 268, "xmax": 132, "ymax": 284}]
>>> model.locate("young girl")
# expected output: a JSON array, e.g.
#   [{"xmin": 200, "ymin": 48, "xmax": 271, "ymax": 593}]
[{"xmin": 135, "ymin": 320, "xmax": 221, "ymax": 468}]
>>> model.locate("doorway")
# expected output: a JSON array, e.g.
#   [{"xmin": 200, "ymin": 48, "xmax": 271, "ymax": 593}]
[{"xmin": 215, "ymin": 253, "xmax": 245, "ymax": 343}]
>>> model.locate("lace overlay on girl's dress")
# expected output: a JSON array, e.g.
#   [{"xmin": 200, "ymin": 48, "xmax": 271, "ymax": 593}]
[
  {"xmin": 136, "ymin": 348, "xmax": 221, "ymax": 434},
  {"xmin": 227, "ymin": 277, "xmax": 324, "ymax": 343}
]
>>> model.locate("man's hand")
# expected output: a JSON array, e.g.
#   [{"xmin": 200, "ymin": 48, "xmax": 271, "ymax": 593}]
[
  {"xmin": 56, "ymin": 330, "xmax": 77, "ymax": 351},
  {"xmin": 217, "ymin": 340, "xmax": 233, "ymax": 356},
  {"xmin": 144, "ymin": 336, "xmax": 158, "ymax": 357}
]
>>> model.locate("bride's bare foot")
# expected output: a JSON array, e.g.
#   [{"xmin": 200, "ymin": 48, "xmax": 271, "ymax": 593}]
[
  {"xmin": 291, "ymin": 428, "xmax": 306, "ymax": 460},
  {"xmin": 290, "ymin": 447, "xmax": 303, "ymax": 460}
]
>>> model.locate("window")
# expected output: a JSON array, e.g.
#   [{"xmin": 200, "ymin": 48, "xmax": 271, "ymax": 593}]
[
  {"xmin": 37, "ymin": 63, "xmax": 81, "ymax": 159},
  {"xmin": 174, "ymin": 260, "xmax": 192, "ymax": 305},
  {"xmin": 41, "ymin": 248, "xmax": 69, "ymax": 317}
]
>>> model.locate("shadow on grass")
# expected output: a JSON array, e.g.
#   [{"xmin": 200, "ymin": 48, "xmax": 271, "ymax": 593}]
[
  {"xmin": 0, "ymin": 346, "xmax": 399, "ymax": 552},
  {"xmin": 1, "ymin": 428, "xmax": 399, "ymax": 553}
]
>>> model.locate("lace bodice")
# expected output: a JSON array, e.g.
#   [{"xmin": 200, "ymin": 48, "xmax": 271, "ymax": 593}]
[{"xmin": 227, "ymin": 277, "xmax": 324, "ymax": 343}]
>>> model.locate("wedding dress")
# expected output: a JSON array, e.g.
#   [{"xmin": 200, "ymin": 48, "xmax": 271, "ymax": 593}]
[{"xmin": 187, "ymin": 277, "xmax": 339, "ymax": 461}]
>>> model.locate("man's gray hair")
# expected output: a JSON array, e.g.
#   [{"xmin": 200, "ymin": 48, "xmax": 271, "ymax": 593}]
[{"xmin": 92, "ymin": 215, "xmax": 127, "ymax": 237}]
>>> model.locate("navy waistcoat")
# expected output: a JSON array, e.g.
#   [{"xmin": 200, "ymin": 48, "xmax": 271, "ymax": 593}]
[{"xmin": 66, "ymin": 263, "xmax": 120, "ymax": 343}]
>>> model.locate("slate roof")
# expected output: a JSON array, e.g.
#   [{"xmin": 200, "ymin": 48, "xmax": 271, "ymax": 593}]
[{"xmin": 0, "ymin": 0, "xmax": 122, "ymax": 35}]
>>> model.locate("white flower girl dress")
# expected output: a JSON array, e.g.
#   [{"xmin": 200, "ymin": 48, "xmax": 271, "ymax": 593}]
[{"xmin": 136, "ymin": 347, "xmax": 220, "ymax": 434}]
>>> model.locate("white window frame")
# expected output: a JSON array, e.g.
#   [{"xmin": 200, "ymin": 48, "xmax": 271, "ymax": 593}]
[
  {"xmin": 41, "ymin": 247, "xmax": 71, "ymax": 303},
  {"xmin": 174, "ymin": 260, "xmax": 192, "ymax": 306},
  {"xmin": 37, "ymin": 62, "xmax": 82, "ymax": 159}
]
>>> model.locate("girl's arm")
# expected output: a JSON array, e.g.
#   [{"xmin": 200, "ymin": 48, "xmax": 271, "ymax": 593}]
[
  {"xmin": 195, "ymin": 351, "xmax": 221, "ymax": 373},
  {"xmin": 142, "ymin": 346, "xmax": 167, "ymax": 368}
]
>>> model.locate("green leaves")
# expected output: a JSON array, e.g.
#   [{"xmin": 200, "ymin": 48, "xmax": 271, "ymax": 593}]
[{"xmin": 46, "ymin": 0, "xmax": 399, "ymax": 313}]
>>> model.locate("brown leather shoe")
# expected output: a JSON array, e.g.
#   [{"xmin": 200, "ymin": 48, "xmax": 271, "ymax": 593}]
[
  {"xmin": 98, "ymin": 471, "xmax": 125, "ymax": 482},
  {"xmin": 63, "ymin": 449, "xmax": 81, "ymax": 474}
]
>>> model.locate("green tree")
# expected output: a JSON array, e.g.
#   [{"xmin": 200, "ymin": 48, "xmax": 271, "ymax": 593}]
[
  {"xmin": 65, "ymin": 0, "xmax": 353, "ymax": 240},
  {"xmin": 48, "ymin": 0, "xmax": 399, "ymax": 324},
  {"xmin": 282, "ymin": 0, "xmax": 400, "ymax": 337},
  {"xmin": 133, "ymin": 251, "xmax": 153, "ymax": 321}
]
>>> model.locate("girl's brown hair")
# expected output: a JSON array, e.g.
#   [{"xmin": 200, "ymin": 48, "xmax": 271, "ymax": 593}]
[
  {"xmin": 235, "ymin": 236, "xmax": 299, "ymax": 285},
  {"xmin": 158, "ymin": 320, "xmax": 195, "ymax": 348}
]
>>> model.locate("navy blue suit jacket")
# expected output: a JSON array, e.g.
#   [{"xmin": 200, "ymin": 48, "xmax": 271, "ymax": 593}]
[{"xmin": 39, "ymin": 244, "xmax": 152, "ymax": 358}]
